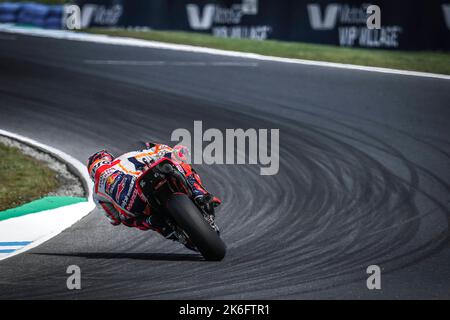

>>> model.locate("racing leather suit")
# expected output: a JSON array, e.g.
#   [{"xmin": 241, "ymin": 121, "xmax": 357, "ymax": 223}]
[{"xmin": 92, "ymin": 144, "xmax": 212, "ymax": 234}]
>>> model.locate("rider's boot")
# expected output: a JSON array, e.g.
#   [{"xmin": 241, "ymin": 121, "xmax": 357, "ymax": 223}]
[
  {"xmin": 194, "ymin": 193, "xmax": 221, "ymax": 216},
  {"xmin": 185, "ymin": 173, "xmax": 221, "ymax": 214},
  {"xmin": 177, "ymin": 162, "xmax": 221, "ymax": 212}
]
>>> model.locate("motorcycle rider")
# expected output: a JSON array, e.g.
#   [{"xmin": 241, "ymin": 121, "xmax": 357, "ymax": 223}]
[{"xmin": 87, "ymin": 143, "xmax": 221, "ymax": 244}]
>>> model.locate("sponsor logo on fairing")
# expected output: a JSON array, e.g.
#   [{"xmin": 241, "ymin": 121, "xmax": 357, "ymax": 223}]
[
  {"xmin": 120, "ymin": 176, "xmax": 137, "ymax": 208},
  {"xmin": 126, "ymin": 189, "xmax": 140, "ymax": 211},
  {"xmin": 115, "ymin": 180, "xmax": 125, "ymax": 200}
]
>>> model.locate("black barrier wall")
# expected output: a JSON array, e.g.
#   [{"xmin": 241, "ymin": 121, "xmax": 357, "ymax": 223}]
[{"xmin": 74, "ymin": 0, "xmax": 450, "ymax": 50}]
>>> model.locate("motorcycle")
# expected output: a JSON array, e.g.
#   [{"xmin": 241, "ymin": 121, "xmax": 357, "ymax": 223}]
[{"xmin": 136, "ymin": 157, "xmax": 226, "ymax": 261}]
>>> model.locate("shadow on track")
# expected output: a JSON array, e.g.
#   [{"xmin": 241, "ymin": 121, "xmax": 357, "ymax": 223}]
[{"xmin": 33, "ymin": 252, "xmax": 204, "ymax": 262}]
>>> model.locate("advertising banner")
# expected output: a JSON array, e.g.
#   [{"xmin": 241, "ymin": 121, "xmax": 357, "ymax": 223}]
[{"xmin": 72, "ymin": 0, "xmax": 450, "ymax": 50}]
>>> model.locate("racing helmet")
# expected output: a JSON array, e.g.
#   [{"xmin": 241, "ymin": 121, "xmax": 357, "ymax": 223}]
[{"xmin": 87, "ymin": 150, "xmax": 114, "ymax": 181}]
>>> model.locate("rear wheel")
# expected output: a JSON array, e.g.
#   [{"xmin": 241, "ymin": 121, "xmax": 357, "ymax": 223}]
[{"xmin": 166, "ymin": 193, "xmax": 226, "ymax": 261}]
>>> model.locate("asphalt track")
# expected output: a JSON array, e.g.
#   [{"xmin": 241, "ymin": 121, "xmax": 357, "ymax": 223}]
[{"xmin": 0, "ymin": 33, "xmax": 449, "ymax": 299}]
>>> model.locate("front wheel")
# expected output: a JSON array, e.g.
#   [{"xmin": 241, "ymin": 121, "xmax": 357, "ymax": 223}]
[{"xmin": 166, "ymin": 193, "xmax": 226, "ymax": 261}]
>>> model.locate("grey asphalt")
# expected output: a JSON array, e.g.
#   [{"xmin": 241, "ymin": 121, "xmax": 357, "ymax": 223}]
[{"xmin": 0, "ymin": 33, "xmax": 449, "ymax": 299}]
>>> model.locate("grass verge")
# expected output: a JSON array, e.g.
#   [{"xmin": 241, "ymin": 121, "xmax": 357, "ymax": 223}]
[
  {"xmin": 86, "ymin": 28, "xmax": 450, "ymax": 75},
  {"xmin": 0, "ymin": 143, "xmax": 58, "ymax": 211}
]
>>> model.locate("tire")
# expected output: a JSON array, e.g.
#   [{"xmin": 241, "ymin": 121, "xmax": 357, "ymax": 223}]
[{"xmin": 166, "ymin": 193, "xmax": 226, "ymax": 261}]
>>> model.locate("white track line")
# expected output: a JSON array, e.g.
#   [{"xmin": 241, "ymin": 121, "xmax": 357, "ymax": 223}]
[
  {"xmin": 0, "ymin": 129, "xmax": 95, "ymax": 261},
  {"xmin": 84, "ymin": 59, "xmax": 258, "ymax": 67},
  {"xmin": 0, "ymin": 23, "xmax": 448, "ymax": 80},
  {"xmin": 0, "ymin": 202, "xmax": 94, "ymax": 261}
]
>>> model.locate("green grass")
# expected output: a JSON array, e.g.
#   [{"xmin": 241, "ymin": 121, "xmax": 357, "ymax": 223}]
[
  {"xmin": 0, "ymin": 143, "xmax": 59, "ymax": 211},
  {"xmin": 86, "ymin": 28, "xmax": 450, "ymax": 75}
]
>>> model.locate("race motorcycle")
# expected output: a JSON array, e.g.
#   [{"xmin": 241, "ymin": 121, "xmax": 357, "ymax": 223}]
[{"xmin": 136, "ymin": 157, "xmax": 226, "ymax": 261}]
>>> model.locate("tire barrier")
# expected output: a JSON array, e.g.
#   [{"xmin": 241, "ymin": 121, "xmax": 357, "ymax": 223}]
[{"xmin": 0, "ymin": 2, "xmax": 63, "ymax": 29}]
